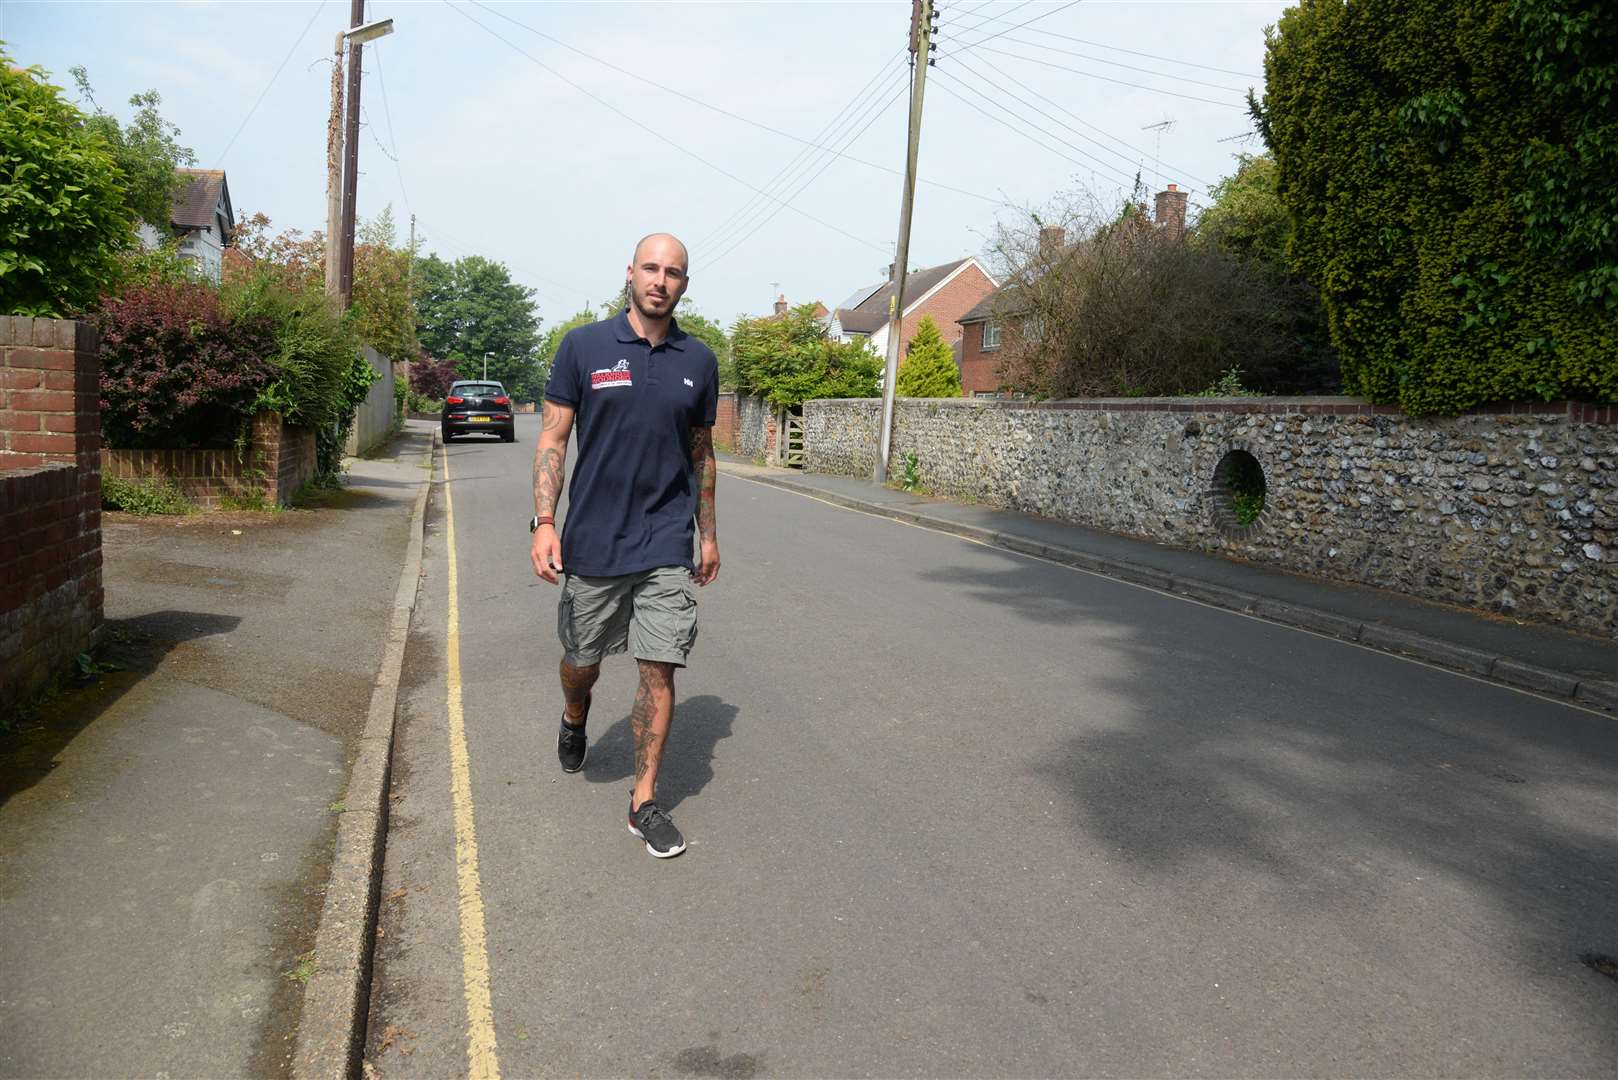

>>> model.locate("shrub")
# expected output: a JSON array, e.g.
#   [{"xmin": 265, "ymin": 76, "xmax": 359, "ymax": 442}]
[
  {"xmin": 92, "ymin": 280, "xmax": 278, "ymax": 449},
  {"xmin": 0, "ymin": 51, "xmax": 133, "ymax": 316},
  {"xmin": 895, "ymin": 316, "xmax": 963, "ymax": 397},
  {"xmin": 731, "ymin": 304, "xmax": 880, "ymax": 408},
  {"xmin": 102, "ymin": 474, "xmax": 193, "ymax": 515},
  {"xmin": 1256, "ymin": 0, "xmax": 1618, "ymax": 414},
  {"xmin": 410, "ymin": 351, "xmax": 461, "ymax": 399}
]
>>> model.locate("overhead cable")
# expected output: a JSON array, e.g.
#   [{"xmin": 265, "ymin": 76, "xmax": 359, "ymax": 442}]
[
  {"xmin": 215, "ymin": 0, "xmax": 329, "ymax": 166},
  {"xmin": 969, "ymin": 44, "xmax": 1247, "ymax": 108}
]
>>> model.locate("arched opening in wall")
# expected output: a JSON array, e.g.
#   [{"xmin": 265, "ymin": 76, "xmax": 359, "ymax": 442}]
[{"xmin": 1211, "ymin": 449, "xmax": 1267, "ymax": 536}]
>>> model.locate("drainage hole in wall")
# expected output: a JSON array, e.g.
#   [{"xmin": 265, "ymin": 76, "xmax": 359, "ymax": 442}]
[{"xmin": 1214, "ymin": 450, "xmax": 1267, "ymax": 528}]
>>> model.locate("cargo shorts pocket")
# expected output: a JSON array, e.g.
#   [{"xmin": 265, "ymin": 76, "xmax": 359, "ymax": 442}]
[
  {"xmin": 629, "ymin": 567, "xmax": 698, "ymax": 664},
  {"xmin": 556, "ymin": 575, "xmax": 579, "ymax": 656}
]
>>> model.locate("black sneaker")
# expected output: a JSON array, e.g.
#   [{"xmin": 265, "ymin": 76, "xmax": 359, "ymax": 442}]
[
  {"xmin": 628, "ymin": 798, "xmax": 686, "ymax": 858},
  {"xmin": 557, "ymin": 715, "xmax": 588, "ymax": 773}
]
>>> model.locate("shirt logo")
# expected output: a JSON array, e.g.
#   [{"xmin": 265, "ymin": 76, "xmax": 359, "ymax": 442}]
[
  {"xmin": 591, "ymin": 359, "xmax": 633, "ymax": 390},
  {"xmin": 683, "ymin": 377, "xmax": 695, "ymax": 388}
]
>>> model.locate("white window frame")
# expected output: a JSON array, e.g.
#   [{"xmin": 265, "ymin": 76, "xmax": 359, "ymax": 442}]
[{"xmin": 982, "ymin": 320, "xmax": 1002, "ymax": 350}]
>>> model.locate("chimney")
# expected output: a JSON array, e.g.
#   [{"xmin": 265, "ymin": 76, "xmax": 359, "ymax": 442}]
[
  {"xmin": 886, "ymin": 262, "xmax": 895, "ymax": 281},
  {"xmin": 773, "ymin": 293, "xmax": 788, "ymax": 316},
  {"xmin": 1155, "ymin": 183, "xmax": 1188, "ymax": 242},
  {"xmin": 1038, "ymin": 225, "xmax": 1065, "ymax": 258}
]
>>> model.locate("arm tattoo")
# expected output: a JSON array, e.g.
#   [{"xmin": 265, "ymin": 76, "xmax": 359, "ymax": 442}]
[
  {"xmin": 541, "ymin": 401, "xmax": 567, "ymax": 432},
  {"xmin": 690, "ymin": 426, "xmax": 716, "ymax": 541},
  {"xmin": 534, "ymin": 446, "xmax": 565, "ymax": 518}
]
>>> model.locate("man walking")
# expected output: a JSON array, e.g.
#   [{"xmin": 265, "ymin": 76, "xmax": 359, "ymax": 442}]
[{"xmin": 529, "ymin": 233, "xmax": 719, "ymax": 859}]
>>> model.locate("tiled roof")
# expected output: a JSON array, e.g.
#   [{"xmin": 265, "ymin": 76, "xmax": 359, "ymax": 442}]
[
  {"xmin": 834, "ymin": 308, "xmax": 888, "ymax": 335},
  {"xmin": 846, "ymin": 257, "xmax": 973, "ymax": 319},
  {"xmin": 171, "ymin": 169, "xmax": 230, "ymax": 231},
  {"xmin": 960, "ymin": 287, "xmax": 1027, "ymax": 323}
]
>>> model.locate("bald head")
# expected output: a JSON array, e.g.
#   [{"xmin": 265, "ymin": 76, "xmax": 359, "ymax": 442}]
[{"xmin": 632, "ymin": 232, "xmax": 689, "ymax": 273}]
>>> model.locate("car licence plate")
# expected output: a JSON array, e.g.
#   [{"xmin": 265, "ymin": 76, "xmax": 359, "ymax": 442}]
[{"xmin": 469, "ymin": 416, "xmax": 491, "ymax": 422}]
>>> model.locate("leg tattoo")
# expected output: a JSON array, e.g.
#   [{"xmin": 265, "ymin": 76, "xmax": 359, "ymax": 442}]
[
  {"xmin": 560, "ymin": 659, "xmax": 599, "ymax": 725},
  {"xmin": 631, "ymin": 661, "xmax": 675, "ymax": 808}
]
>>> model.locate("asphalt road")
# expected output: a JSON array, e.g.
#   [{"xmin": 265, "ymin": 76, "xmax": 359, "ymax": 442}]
[{"xmin": 367, "ymin": 412, "xmax": 1618, "ymax": 1078}]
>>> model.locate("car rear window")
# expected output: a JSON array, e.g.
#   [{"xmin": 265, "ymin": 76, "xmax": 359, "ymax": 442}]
[{"xmin": 456, "ymin": 383, "xmax": 504, "ymax": 397}]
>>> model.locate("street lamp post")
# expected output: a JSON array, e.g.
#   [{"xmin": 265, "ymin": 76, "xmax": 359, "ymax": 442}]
[
  {"xmin": 483, "ymin": 352, "xmax": 493, "ymax": 380},
  {"xmin": 324, "ymin": 12, "xmax": 396, "ymax": 306}
]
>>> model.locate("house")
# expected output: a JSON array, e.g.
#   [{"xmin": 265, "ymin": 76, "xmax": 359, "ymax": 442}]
[
  {"xmin": 957, "ymin": 185, "xmax": 1189, "ymax": 396},
  {"xmin": 767, "ymin": 294, "xmax": 830, "ymax": 321},
  {"xmin": 828, "ymin": 256, "xmax": 998, "ymax": 364},
  {"xmin": 136, "ymin": 168, "xmax": 235, "ymax": 281}
]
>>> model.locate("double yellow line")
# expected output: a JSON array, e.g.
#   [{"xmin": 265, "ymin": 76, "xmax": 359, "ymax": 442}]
[{"xmin": 442, "ymin": 448, "xmax": 502, "ymax": 1079}]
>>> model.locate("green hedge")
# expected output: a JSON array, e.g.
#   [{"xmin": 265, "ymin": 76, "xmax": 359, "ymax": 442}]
[{"xmin": 1257, "ymin": 0, "xmax": 1617, "ymax": 415}]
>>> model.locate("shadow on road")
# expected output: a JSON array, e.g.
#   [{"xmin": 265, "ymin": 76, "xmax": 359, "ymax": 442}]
[
  {"xmin": 0, "ymin": 610, "xmax": 241, "ymax": 807},
  {"xmin": 582, "ymin": 693, "xmax": 738, "ymax": 811},
  {"xmin": 917, "ymin": 551, "xmax": 1618, "ymax": 1049}
]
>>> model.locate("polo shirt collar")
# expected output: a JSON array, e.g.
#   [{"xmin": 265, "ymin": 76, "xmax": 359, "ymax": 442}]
[{"xmin": 612, "ymin": 308, "xmax": 688, "ymax": 350}]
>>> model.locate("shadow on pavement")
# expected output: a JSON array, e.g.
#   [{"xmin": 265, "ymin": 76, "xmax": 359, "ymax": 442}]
[
  {"xmin": 582, "ymin": 693, "xmax": 738, "ymax": 811},
  {"xmin": 0, "ymin": 610, "xmax": 241, "ymax": 807},
  {"xmin": 920, "ymin": 549, "xmax": 1618, "ymax": 1057}
]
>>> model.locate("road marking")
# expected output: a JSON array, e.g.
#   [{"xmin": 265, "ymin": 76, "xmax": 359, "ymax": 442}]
[
  {"xmin": 443, "ymin": 450, "xmax": 502, "ymax": 1079},
  {"xmin": 725, "ymin": 471, "xmax": 1615, "ymax": 720}
]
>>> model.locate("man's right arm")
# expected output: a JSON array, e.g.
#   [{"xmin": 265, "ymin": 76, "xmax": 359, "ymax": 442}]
[{"xmin": 531, "ymin": 399, "xmax": 574, "ymax": 583}]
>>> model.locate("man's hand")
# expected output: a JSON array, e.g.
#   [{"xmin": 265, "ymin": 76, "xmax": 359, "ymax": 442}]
[
  {"xmin": 694, "ymin": 537, "xmax": 720, "ymax": 586},
  {"xmin": 532, "ymin": 525, "xmax": 563, "ymax": 584}
]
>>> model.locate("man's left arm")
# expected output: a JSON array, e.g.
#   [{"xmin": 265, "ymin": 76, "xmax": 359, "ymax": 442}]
[{"xmin": 691, "ymin": 424, "xmax": 719, "ymax": 585}]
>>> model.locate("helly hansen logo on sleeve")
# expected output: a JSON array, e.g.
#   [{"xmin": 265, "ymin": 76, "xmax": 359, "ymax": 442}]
[{"xmin": 591, "ymin": 359, "xmax": 633, "ymax": 390}]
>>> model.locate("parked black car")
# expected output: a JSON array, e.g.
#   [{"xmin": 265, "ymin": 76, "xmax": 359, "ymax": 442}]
[{"xmin": 441, "ymin": 380, "xmax": 515, "ymax": 442}]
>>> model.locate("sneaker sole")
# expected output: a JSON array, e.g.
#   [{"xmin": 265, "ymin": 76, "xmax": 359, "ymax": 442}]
[{"xmin": 628, "ymin": 822, "xmax": 686, "ymax": 858}]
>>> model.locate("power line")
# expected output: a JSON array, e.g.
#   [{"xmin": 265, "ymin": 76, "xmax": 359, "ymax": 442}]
[
  {"xmin": 961, "ymin": 52, "xmax": 1212, "ymax": 188},
  {"xmin": 700, "ymin": 66, "xmax": 907, "ymax": 258},
  {"xmin": 706, "ymin": 77, "xmax": 910, "ymax": 270},
  {"xmin": 215, "ymin": 0, "xmax": 329, "ymax": 166},
  {"xmin": 463, "ymin": 1, "xmax": 999, "ymax": 207},
  {"xmin": 950, "ymin": 0, "xmax": 1086, "ymax": 54},
  {"xmin": 445, "ymin": 0, "xmax": 888, "ymax": 255},
  {"xmin": 367, "ymin": 35, "xmax": 412, "ymax": 215},
  {"xmin": 970, "ymin": 44, "xmax": 1248, "ymax": 108},
  {"xmin": 988, "ymin": 34, "xmax": 1248, "ymax": 93},
  {"xmin": 1038, "ymin": 28, "xmax": 1263, "ymax": 79},
  {"xmin": 947, "ymin": 0, "xmax": 1036, "ymax": 39},
  {"xmin": 931, "ymin": 67, "xmax": 1139, "ymax": 189}
]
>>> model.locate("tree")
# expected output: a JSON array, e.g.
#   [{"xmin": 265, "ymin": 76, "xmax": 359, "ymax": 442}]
[
  {"xmin": 895, "ymin": 316, "xmax": 962, "ymax": 397},
  {"xmin": 352, "ymin": 207, "xmax": 418, "ymax": 367},
  {"xmin": 1256, "ymin": 0, "xmax": 1617, "ymax": 414},
  {"xmin": 70, "ymin": 67, "xmax": 195, "ymax": 233},
  {"xmin": 0, "ymin": 53, "xmax": 134, "ymax": 316},
  {"xmin": 414, "ymin": 253, "xmax": 544, "ymax": 399},
  {"xmin": 731, "ymin": 304, "xmax": 880, "ymax": 408}
]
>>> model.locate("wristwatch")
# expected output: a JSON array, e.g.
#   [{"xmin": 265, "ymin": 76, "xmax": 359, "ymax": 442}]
[{"xmin": 529, "ymin": 515, "xmax": 554, "ymax": 532}]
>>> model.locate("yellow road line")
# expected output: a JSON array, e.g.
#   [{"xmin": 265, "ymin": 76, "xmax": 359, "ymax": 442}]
[{"xmin": 443, "ymin": 450, "xmax": 502, "ymax": 1079}]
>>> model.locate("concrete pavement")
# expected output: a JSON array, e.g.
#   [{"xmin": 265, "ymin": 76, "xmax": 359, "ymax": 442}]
[{"xmin": 0, "ymin": 422, "xmax": 433, "ymax": 1079}]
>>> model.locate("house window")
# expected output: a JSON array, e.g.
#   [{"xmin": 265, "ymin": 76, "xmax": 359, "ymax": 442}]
[{"xmin": 982, "ymin": 320, "xmax": 1002, "ymax": 349}]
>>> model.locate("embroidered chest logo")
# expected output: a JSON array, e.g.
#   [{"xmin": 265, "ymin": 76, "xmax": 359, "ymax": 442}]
[
  {"xmin": 591, "ymin": 359, "xmax": 633, "ymax": 390},
  {"xmin": 683, "ymin": 377, "xmax": 695, "ymax": 388}
]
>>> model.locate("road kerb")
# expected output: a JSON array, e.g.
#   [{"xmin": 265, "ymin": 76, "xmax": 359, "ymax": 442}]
[
  {"xmin": 723, "ymin": 463, "xmax": 1610, "ymax": 713},
  {"xmin": 292, "ymin": 428, "xmax": 437, "ymax": 1080}
]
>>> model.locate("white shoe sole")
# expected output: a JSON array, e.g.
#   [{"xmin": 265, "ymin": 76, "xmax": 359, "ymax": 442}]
[{"xmin": 628, "ymin": 822, "xmax": 686, "ymax": 858}]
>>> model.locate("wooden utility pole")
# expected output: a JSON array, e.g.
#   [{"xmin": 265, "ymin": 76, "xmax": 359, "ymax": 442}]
[
  {"xmin": 338, "ymin": 0, "xmax": 366, "ymax": 308},
  {"xmin": 324, "ymin": 31, "xmax": 345, "ymax": 301},
  {"xmin": 873, "ymin": 0, "xmax": 934, "ymax": 485}
]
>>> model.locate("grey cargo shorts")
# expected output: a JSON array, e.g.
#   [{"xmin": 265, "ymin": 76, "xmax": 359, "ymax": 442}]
[{"xmin": 558, "ymin": 566, "xmax": 698, "ymax": 668}]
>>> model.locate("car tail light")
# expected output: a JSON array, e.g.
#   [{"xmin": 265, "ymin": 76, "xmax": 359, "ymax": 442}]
[
  {"xmin": 493, "ymin": 396, "xmax": 510, "ymax": 405},
  {"xmin": 446, "ymin": 395, "xmax": 464, "ymax": 405}
]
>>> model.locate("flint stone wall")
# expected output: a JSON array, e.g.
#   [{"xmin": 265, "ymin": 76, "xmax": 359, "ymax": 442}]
[{"xmin": 803, "ymin": 396, "xmax": 1618, "ymax": 637}]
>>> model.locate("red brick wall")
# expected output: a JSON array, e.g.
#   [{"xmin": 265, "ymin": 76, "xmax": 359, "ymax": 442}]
[
  {"xmin": 957, "ymin": 320, "xmax": 1007, "ymax": 396},
  {"xmin": 898, "ymin": 262, "xmax": 997, "ymax": 360},
  {"xmin": 714, "ymin": 392, "xmax": 738, "ymax": 451},
  {"xmin": 1, "ymin": 317, "xmax": 103, "ymax": 717},
  {"xmin": 101, "ymin": 413, "xmax": 316, "ymax": 508}
]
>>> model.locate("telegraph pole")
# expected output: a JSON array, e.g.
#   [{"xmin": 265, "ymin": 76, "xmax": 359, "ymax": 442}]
[
  {"xmin": 873, "ymin": 0, "xmax": 935, "ymax": 485},
  {"xmin": 324, "ymin": 31, "xmax": 345, "ymax": 301},
  {"xmin": 338, "ymin": 0, "xmax": 366, "ymax": 308}
]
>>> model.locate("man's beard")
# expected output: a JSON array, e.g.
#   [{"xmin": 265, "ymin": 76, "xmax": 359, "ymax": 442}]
[{"xmin": 631, "ymin": 287, "xmax": 675, "ymax": 320}]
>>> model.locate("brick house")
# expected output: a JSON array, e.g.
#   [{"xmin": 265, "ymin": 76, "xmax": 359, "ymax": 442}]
[
  {"xmin": 829, "ymin": 257, "xmax": 998, "ymax": 370},
  {"xmin": 136, "ymin": 168, "xmax": 235, "ymax": 282},
  {"xmin": 958, "ymin": 185, "xmax": 1190, "ymax": 396}
]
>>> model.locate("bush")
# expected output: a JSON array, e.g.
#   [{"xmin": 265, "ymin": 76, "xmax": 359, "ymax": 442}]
[
  {"xmin": 731, "ymin": 304, "xmax": 881, "ymax": 408},
  {"xmin": 92, "ymin": 280, "xmax": 278, "ymax": 449},
  {"xmin": 989, "ymin": 198, "xmax": 1324, "ymax": 398},
  {"xmin": 1256, "ymin": 0, "xmax": 1618, "ymax": 414},
  {"xmin": 895, "ymin": 316, "xmax": 963, "ymax": 397},
  {"xmin": 223, "ymin": 269, "xmax": 359, "ymax": 434},
  {"xmin": 0, "ymin": 51, "xmax": 133, "ymax": 316},
  {"xmin": 102, "ymin": 474, "xmax": 193, "ymax": 515},
  {"xmin": 410, "ymin": 352, "xmax": 461, "ymax": 400}
]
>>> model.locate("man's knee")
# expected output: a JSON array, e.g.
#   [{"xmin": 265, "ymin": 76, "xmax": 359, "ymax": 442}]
[
  {"xmin": 636, "ymin": 659, "xmax": 674, "ymax": 691},
  {"xmin": 561, "ymin": 659, "xmax": 600, "ymax": 687}
]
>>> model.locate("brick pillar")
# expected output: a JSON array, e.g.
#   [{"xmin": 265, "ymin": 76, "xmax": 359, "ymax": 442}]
[
  {"xmin": 1, "ymin": 316, "xmax": 104, "ymax": 714},
  {"xmin": 251, "ymin": 411, "xmax": 285, "ymax": 505}
]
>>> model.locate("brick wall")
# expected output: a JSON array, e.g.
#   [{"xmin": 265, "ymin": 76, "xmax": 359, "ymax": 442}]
[
  {"xmin": 957, "ymin": 319, "xmax": 1004, "ymax": 396},
  {"xmin": 804, "ymin": 395, "xmax": 1618, "ymax": 636},
  {"xmin": 714, "ymin": 392, "xmax": 739, "ymax": 452},
  {"xmin": 2, "ymin": 317, "xmax": 104, "ymax": 718},
  {"xmin": 899, "ymin": 262, "xmax": 996, "ymax": 355},
  {"xmin": 101, "ymin": 412, "xmax": 316, "ymax": 508}
]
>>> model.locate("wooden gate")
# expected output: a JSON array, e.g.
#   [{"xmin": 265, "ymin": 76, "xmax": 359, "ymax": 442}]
[{"xmin": 783, "ymin": 410, "xmax": 805, "ymax": 468}]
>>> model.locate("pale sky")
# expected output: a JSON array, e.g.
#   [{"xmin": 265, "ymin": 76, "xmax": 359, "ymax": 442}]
[{"xmin": 6, "ymin": 0, "xmax": 1287, "ymax": 331}]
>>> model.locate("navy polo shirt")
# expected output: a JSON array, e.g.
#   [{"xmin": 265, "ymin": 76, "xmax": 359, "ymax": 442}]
[{"xmin": 543, "ymin": 310, "xmax": 719, "ymax": 577}]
